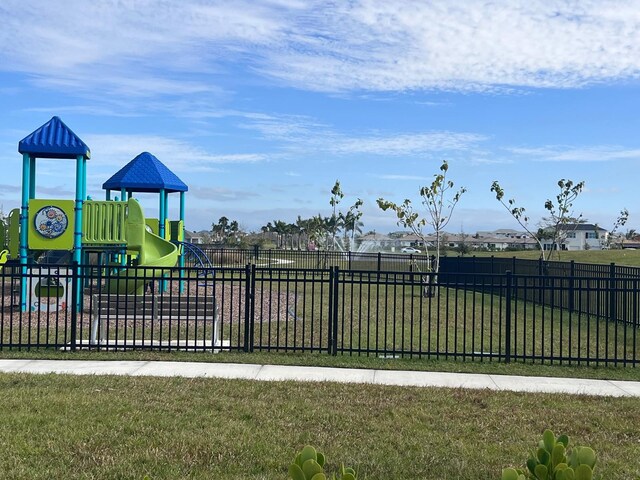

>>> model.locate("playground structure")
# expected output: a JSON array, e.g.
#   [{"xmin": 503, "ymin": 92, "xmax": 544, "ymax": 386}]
[
  {"xmin": 0, "ymin": 117, "xmax": 216, "ymax": 331},
  {"xmin": 0, "ymin": 117, "xmax": 190, "ymax": 310}
]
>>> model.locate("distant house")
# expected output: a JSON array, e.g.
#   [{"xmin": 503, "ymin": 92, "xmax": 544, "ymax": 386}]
[
  {"xmin": 425, "ymin": 233, "xmax": 537, "ymax": 251},
  {"xmin": 185, "ymin": 230, "xmax": 206, "ymax": 244},
  {"xmin": 540, "ymin": 224, "xmax": 608, "ymax": 251},
  {"xmin": 357, "ymin": 233, "xmax": 394, "ymax": 249},
  {"xmin": 476, "ymin": 229, "xmax": 529, "ymax": 239},
  {"xmin": 621, "ymin": 236, "xmax": 640, "ymax": 249}
]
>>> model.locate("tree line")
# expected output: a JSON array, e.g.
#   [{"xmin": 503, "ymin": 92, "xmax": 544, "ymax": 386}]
[{"xmin": 207, "ymin": 162, "xmax": 630, "ymax": 273}]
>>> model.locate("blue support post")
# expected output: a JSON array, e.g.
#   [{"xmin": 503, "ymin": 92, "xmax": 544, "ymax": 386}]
[
  {"xmin": 105, "ymin": 189, "xmax": 111, "ymax": 201},
  {"xmin": 19, "ymin": 153, "xmax": 31, "ymax": 311}
]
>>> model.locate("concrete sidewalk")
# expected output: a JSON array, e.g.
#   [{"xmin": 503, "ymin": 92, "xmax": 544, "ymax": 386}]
[{"xmin": 0, "ymin": 359, "xmax": 639, "ymax": 397}]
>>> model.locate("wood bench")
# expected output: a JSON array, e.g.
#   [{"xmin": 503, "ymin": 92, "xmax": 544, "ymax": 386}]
[{"xmin": 90, "ymin": 293, "xmax": 219, "ymax": 348}]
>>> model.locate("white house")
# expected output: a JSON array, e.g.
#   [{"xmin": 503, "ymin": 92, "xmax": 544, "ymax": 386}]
[{"xmin": 541, "ymin": 224, "xmax": 608, "ymax": 251}]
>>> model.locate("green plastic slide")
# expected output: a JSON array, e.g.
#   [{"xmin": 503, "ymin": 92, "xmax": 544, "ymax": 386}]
[
  {"xmin": 0, "ymin": 250, "xmax": 7, "ymax": 272},
  {"xmin": 106, "ymin": 199, "xmax": 178, "ymax": 294}
]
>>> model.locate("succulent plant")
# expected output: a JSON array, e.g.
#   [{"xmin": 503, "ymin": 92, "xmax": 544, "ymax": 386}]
[
  {"xmin": 289, "ymin": 445, "xmax": 357, "ymax": 480},
  {"xmin": 502, "ymin": 430, "xmax": 598, "ymax": 480}
]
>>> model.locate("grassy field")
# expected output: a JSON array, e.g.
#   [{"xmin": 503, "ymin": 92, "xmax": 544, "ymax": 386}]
[
  {"xmin": 451, "ymin": 249, "xmax": 640, "ymax": 267},
  {"xmin": 0, "ymin": 373, "xmax": 638, "ymax": 479},
  {"xmin": 259, "ymin": 248, "xmax": 640, "ymax": 269}
]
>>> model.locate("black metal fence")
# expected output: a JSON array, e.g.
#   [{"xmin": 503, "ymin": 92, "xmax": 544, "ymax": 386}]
[
  {"xmin": 1, "ymin": 259, "xmax": 639, "ymax": 365},
  {"xmin": 183, "ymin": 245, "xmax": 433, "ymax": 272},
  {"xmin": 439, "ymin": 256, "xmax": 640, "ymax": 327}
]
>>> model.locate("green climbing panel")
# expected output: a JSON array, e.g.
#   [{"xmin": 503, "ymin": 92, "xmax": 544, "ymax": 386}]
[{"xmin": 83, "ymin": 200, "xmax": 128, "ymax": 244}]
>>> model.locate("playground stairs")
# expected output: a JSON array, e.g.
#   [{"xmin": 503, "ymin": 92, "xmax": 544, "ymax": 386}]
[{"xmin": 85, "ymin": 293, "xmax": 226, "ymax": 351}]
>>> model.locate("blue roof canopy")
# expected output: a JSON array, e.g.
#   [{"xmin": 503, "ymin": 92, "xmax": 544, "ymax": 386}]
[
  {"xmin": 18, "ymin": 116, "xmax": 91, "ymax": 159},
  {"xmin": 102, "ymin": 152, "xmax": 188, "ymax": 193}
]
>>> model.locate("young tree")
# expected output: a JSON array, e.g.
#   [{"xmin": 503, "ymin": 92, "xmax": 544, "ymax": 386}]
[
  {"xmin": 377, "ymin": 160, "xmax": 466, "ymax": 296},
  {"xmin": 598, "ymin": 208, "xmax": 629, "ymax": 249},
  {"xmin": 456, "ymin": 228, "xmax": 471, "ymax": 255},
  {"xmin": 341, "ymin": 198, "xmax": 364, "ymax": 251},
  {"xmin": 491, "ymin": 179, "xmax": 585, "ymax": 261},
  {"xmin": 327, "ymin": 180, "xmax": 364, "ymax": 251},
  {"xmin": 329, "ymin": 180, "xmax": 344, "ymax": 250}
]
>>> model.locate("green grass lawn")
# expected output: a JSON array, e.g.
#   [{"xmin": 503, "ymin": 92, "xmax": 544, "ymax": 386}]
[
  {"xmin": 0, "ymin": 373, "xmax": 638, "ymax": 479},
  {"xmin": 462, "ymin": 249, "xmax": 640, "ymax": 267}
]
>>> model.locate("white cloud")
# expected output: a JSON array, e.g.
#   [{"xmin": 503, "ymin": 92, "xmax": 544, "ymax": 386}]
[
  {"xmin": 2, "ymin": 1, "xmax": 640, "ymax": 96},
  {"xmin": 331, "ymin": 132, "xmax": 486, "ymax": 156},
  {"xmin": 257, "ymin": 0, "xmax": 640, "ymax": 92},
  {"xmin": 507, "ymin": 145, "xmax": 640, "ymax": 161},
  {"xmin": 241, "ymin": 114, "xmax": 487, "ymax": 156},
  {"xmin": 189, "ymin": 185, "xmax": 260, "ymax": 202},
  {"xmin": 83, "ymin": 134, "xmax": 270, "ymax": 172},
  {"xmin": 373, "ymin": 174, "xmax": 430, "ymax": 181}
]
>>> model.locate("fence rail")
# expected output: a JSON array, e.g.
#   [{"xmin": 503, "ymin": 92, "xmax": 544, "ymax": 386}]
[
  {"xmin": 183, "ymin": 245, "xmax": 433, "ymax": 272},
  {"xmin": 1, "ymin": 258, "xmax": 639, "ymax": 365}
]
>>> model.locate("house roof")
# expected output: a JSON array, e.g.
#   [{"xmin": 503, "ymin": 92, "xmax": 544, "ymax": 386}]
[
  {"xmin": 359, "ymin": 233, "xmax": 391, "ymax": 241},
  {"xmin": 102, "ymin": 152, "xmax": 188, "ymax": 193},
  {"xmin": 557, "ymin": 223, "xmax": 607, "ymax": 232},
  {"xmin": 18, "ymin": 116, "xmax": 90, "ymax": 160}
]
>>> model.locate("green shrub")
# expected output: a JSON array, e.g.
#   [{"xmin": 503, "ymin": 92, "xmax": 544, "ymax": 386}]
[
  {"xmin": 502, "ymin": 430, "xmax": 598, "ymax": 480},
  {"xmin": 289, "ymin": 445, "xmax": 357, "ymax": 480}
]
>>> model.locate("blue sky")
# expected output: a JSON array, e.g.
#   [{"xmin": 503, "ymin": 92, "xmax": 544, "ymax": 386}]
[{"xmin": 1, "ymin": 0, "xmax": 640, "ymax": 234}]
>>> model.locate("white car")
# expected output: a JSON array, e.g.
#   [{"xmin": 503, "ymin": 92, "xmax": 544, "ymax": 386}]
[{"xmin": 401, "ymin": 247, "xmax": 421, "ymax": 254}]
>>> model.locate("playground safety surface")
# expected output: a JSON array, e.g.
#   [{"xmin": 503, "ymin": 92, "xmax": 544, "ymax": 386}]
[{"xmin": 0, "ymin": 359, "xmax": 639, "ymax": 397}]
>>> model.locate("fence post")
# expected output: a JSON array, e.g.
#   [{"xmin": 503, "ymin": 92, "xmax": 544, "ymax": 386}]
[
  {"xmin": 70, "ymin": 260, "xmax": 79, "ymax": 352},
  {"xmin": 253, "ymin": 245, "xmax": 259, "ymax": 262},
  {"xmin": 377, "ymin": 252, "xmax": 382, "ymax": 272},
  {"xmin": 609, "ymin": 262, "xmax": 617, "ymax": 323},
  {"xmin": 569, "ymin": 260, "xmax": 575, "ymax": 313},
  {"xmin": 244, "ymin": 264, "xmax": 255, "ymax": 352},
  {"xmin": 348, "ymin": 251, "xmax": 352, "ymax": 270},
  {"xmin": 328, "ymin": 266, "xmax": 340, "ymax": 355},
  {"xmin": 504, "ymin": 270, "xmax": 512, "ymax": 363},
  {"xmin": 538, "ymin": 256, "xmax": 544, "ymax": 305}
]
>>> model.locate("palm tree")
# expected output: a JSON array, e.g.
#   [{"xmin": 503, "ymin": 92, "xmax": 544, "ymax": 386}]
[{"xmin": 342, "ymin": 201, "xmax": 364, "ymax": 251}]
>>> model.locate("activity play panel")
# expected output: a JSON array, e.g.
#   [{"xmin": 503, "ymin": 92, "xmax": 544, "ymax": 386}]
[{"xmin": 28, "ymin": 199, "xmax": 75, "ymax": 250}]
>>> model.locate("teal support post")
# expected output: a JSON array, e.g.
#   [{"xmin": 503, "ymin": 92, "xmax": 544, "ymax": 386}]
[
  {"xmin": 159, "ymin": 189, "xmax": 166, "ymax": 239},
  {"xmin": 179, "ymin": 192, "xmax": 185, "ymax": 228},
  {"xmin": 120, "ymin": 188, "xmax": 126, "ymax": 201},
  {"xmin": 82, "ymin": 158, "xmax": 87, "ymax": 201},
  {"xmin": 158, "ymin": 189, "xmax": 167, "ymax": 292},
  {"xmin": 106, "ymin": 190, "xmax": 111, "ymax": 201},
  {"xmin": 74, "ymin": 155, "xmax": 84, "ymax": 311},
  {"xmin": 29, "ymin": 157, "xmax": 36, "ymax": 199},
  {"xmin": 73, "ymin": 155, "xmax": 83, "ymax": 263},
  {"xmin": 19, "ymin": 153, "xmax": 31, "ymax": 311},
  {"xmin": 179, "ymin": 191, "xmax": 185, "ymax": 294}
]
